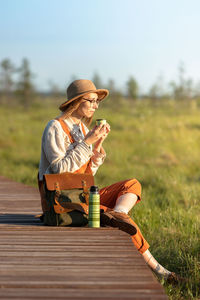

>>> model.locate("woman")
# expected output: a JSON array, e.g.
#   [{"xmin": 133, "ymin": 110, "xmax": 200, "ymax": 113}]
[{"xmin": 39, "ymin": 79, "xmax": 180, "ymax": 284}]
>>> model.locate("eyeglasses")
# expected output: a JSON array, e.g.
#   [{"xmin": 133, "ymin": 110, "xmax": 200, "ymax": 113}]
[{"xmin": 82, "ymin": 98, "xmax": 101, "ymax": 106}]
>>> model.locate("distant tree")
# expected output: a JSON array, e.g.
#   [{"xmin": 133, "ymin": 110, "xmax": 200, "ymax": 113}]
[
  {"xmin": 169, "ymin": 62, "xmax": 194, "ymax": 100},
  {"xmin": 107, "ymin": 78, "xmax": 115, "ymax": 96},
  {"xmin": 106, "ymin": 78, "xmax": 122, "ymax": 100},
  {"xmin": 15, "ymin": 58, "xmax": 35, "ymax": 108},
  {"xmin": 185, "ymin": 78, "xmax": 194, "ymax": 99},
  {"xmin": 194, "ymin": 81, "xmax": 200, "ymax": 98},
  {"xmin": 48, "ymin": 80, "xmax": 61, "ymax": 98},
  {"xmin": 148, "ymin": 74, "xmax": 167, "ymax": 100},
  {"xmin": 92, "ymin": 72, "xmax": 102, "ymax": 88},
  {"xmin": 126, "ymin": 76, "xmax": 138, "ymax": 100},
  {"xmin": 149, "ymin": 83, "xmax": 160, "ymax": 99},
  {"xmin": 0, "ymin": 58, "xmax": 15, "ymax": 97}
]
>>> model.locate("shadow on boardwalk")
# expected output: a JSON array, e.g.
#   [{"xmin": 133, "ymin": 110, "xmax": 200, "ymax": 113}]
[{"xmin": 0, "ymin": 213, "xmax": 42, "ymax": 225}]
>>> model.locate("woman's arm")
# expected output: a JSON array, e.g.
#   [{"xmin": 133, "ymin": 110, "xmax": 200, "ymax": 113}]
[
  {"xmin": 42, "ymin": 120, "xmax": 93, "ymax": 174},
  {"xmin": 85, "ymin": 124, "xmax": 110, "ymax": 175},
  {"xmin": 89, "ymin": 149, "xmax": 106, "ymax": 175}
]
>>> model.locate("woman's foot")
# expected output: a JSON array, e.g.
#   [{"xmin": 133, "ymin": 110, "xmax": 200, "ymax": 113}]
[
  {"xmin": 100, "ymin": 210, "xmax": 137, "ymax": 235},
  {"xmin": 166, "ymin": 272, "xmax": 186, "ymax": 285}
]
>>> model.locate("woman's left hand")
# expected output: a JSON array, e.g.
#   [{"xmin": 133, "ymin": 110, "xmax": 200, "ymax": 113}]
[{"xmin": 93, "ymin": 123, "xmax": 110, "ymax": 152}]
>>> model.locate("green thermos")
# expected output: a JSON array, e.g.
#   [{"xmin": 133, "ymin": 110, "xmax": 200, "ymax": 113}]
[{"xmin": 88, "ymin": 186, "xmax": 100, "ymax": 228}]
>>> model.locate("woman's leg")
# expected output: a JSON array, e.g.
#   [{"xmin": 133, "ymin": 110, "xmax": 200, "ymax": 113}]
[
  {"xmin": 113, "ymin": 193, "xmax": 138, "ymax": 214},
  {"xmin": 100, "ymin": 178, "xmax": 142, "ymax": 209},
  {"xmin": 142, "ymin": 249, "xmax": 171, "ymax": 279},
  {"xmin": 100, "ymin": 178, "xmax": 174, "ymax": 281},
  {"xmin": 100, "ymin": 178, "xmax": 148, "ymax": 250}
]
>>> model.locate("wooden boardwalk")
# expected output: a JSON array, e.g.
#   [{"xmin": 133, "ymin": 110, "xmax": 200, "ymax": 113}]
[{"xmin": 0, "ymin": 176, "xmax": 168, "ymax": 299}]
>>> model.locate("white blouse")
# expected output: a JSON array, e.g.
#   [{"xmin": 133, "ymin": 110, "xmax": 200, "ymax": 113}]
[{"xmin": 38, "ymin": 117, "xmax": 106, "ymax": 180}]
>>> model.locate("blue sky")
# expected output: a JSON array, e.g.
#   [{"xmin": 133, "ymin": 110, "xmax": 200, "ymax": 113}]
[{"xmin": 1, "ymin": 0, "xmax": 200, "ymax": 92}]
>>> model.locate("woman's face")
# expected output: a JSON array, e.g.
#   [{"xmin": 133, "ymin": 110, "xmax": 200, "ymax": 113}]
[{"xmin": 76, "ymin": 92, "xmax": 99, "ymax": 118}]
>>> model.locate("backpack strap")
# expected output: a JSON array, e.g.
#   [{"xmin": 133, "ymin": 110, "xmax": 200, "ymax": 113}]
[
  {"xmin": 56, "ymin": 118, "xmax": 74, "ymax": 143},
  {"xmin": 56, "ymin": 118, "xmax": 87, "ymax": 141},
  {"xmin": 80, "ymin": 122, "xmax": 86, "ymax": 136}
]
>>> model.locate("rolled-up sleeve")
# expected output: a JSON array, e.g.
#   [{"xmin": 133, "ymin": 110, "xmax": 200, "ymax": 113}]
[{"xmin": 42, "ymin": 120, "xmax": 93, "ymax": 174}]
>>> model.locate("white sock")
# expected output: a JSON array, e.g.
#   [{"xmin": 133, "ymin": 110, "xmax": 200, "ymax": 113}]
[
  {"xmin": 114, "ymin": 193, "xmax": 138, "ymax": 214},
  {"xmin": 143, "ymin": 250, "xmax": 171, "ymax": 279}
]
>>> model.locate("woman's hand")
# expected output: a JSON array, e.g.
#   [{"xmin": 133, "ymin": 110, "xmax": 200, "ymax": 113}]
[
  {"xmin": 93, "ymin": 123, "xmax": 110, "ymax": 154},
  {"xmin": 84, "ymin": 123, "xmax": 110, "ymax": 146}
]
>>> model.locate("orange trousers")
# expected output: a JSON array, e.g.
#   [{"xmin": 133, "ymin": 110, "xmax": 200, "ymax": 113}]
[{"xmin": 99, "ymin": 179, "xmax": 149, "ymax": 254}]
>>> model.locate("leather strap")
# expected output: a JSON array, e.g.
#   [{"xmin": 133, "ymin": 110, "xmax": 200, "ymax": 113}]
[
  {"xmin": 54, "ymin": 201, "xmax": 88, "ymax": 215},
  {"xmin": 56, "ymin": 118, "xmax": 86, "ymax": 142},
  {"xmin": 53, "ymin": 181, "xmax": 89, "ymax": 215}
]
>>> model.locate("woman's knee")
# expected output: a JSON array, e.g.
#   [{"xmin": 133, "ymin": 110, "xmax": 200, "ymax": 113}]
[
  {"xmin": 125, "ymin": 178, "xmax": 141, "ymax": 189},
  {"xmin": 122, "ymin": 178, "xmax": 142, "ymax": 199}
]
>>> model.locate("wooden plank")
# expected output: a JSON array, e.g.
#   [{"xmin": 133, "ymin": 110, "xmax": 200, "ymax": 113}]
[
  {"xmin": 0, "ymin": 289, "xmax": 169, "ymax": 300},
  {"xmin": 0, "ymin": 176, "xmax": 168, "ymax": 299}
]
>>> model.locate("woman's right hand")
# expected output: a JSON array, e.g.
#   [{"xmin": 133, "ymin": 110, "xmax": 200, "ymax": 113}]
[{"xmin": 84, "ymin": 124, "xmax": 109, "ymax": 146}]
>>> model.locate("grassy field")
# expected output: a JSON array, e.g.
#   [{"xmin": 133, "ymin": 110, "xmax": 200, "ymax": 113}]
[{"xmin": 0, "ymin": 97, "xmax": 200, "ymax": 299}]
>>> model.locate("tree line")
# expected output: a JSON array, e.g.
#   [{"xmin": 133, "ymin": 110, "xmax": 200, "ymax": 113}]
[
  {"xmin": 0, "ymin": 58, "xmax": 35, "ymax": 108},
  {"xmin": 1, "ymin": 57, "xmax": 200, "ymax": 108}
]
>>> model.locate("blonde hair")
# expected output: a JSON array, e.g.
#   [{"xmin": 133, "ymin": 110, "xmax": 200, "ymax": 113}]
[{"xmin": 59, "ymin": 97, "xmax": 93, "ymax": 127}]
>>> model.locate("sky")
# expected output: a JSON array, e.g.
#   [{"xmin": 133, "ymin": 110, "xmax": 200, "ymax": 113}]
[{"xmin": 1, "ymin": 0, "xmax": 200, "ymax": 93}]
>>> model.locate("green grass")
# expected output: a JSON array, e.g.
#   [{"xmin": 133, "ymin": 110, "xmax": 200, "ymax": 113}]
[{"xmin": 0, "ymin": 97, "xmax": 200, "ymax": 299}]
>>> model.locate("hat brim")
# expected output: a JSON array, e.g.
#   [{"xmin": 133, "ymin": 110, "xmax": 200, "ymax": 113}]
[{"xmin": 59, "ymin": 89, "xmax": 109, "ymax": 111}]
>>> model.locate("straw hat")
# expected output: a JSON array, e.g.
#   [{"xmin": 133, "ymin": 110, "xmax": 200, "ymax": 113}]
[{"xmin": 59, "ymin": 79, "xmax": 109, "ymax": 111}]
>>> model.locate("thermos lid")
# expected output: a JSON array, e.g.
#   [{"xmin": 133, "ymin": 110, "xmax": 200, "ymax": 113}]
[{"xmin": 90, "ymin": 185, "xmax": 99, "ymax": 193}]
